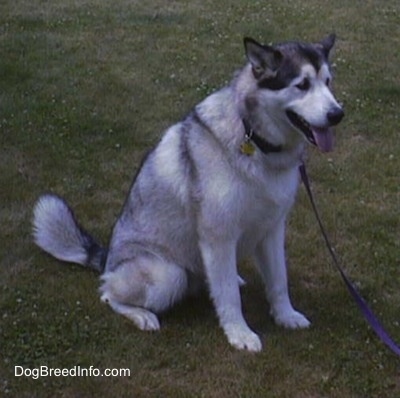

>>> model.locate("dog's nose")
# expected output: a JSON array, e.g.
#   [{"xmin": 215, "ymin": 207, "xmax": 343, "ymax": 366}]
[{"xmin": 327, "ymin": 107, "xmax": 344, "ymax": 126}]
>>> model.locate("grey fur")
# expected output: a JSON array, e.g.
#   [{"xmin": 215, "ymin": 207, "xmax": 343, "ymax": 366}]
[{"xmin": 32, "ymin": 35, "xmax": 343, "ymax": 351}]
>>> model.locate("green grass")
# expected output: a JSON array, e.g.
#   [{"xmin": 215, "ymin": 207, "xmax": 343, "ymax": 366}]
[{"xmin": 1, "ymin": 0, "xmax": 400, "ymax": 396}]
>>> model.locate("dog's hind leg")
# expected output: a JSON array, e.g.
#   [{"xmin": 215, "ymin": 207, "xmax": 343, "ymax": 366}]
[
  {"xmin": 105, "ymin": 300, "xmax": 161, "ymax": 331},
  {"xmin": 99, "ymin": 254, "xmax": 188, "ymax": 331}
]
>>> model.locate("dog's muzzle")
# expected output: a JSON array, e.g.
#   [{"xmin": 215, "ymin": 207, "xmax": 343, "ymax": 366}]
[{"xmin": 286, "ymin": 106, "xmax": 344, "ymax": 153}]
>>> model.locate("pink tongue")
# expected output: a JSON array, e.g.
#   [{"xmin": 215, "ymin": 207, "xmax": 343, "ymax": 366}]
[{"xmin": 312, "ymin": 127, "xmax": 334, "ymax": 152}]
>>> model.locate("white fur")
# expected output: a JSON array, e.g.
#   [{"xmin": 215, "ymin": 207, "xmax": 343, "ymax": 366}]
[
  {"xmin": 100, "ymin": 256, "xmax": 188, "ymax": 330},
  {"xmin": 33, "ymin": 195, "xmax": 87, "ymax": 264},
  {"xmin": 99, "ymin": 79, "xmax": 312, "ymax": 353},
  {"xmin": 154, "ymin": 125, "xmax": 190, "ymax": 203},
  {"xmin": 33, "ymin": 37, "xmax": 343, "ymax": 352},
  {"xmin": 287, "ymin": 64, "xmax": 340, "ymax": 128}
]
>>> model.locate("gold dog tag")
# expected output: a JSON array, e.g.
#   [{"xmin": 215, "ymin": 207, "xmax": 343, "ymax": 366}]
[{"xmin": 240, "ymin": 140, "xmax": 255, "ymax": 156}]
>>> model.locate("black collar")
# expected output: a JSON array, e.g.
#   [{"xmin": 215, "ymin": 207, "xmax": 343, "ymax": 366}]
[{"xmin": 242, "ymin": 119, "xmax": 282, "ymax": 155}]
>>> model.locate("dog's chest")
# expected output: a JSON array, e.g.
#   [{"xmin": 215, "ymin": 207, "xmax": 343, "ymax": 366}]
[
  {"xmin": 241, "ymin": 168, "xmax": 298, "ymax": 224},
  {"xmin": 229, "ymin": 170, "xmax": 297, "ymax": 258},
  {"xmin": 201, "ymin": 159, "xmax": 299, "ymax": 226}
]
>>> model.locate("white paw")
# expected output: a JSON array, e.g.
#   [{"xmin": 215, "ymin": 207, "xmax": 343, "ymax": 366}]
[
  {"xmin": 105, "ymin": 298, "xmax": 161, "ymax": 331},
  {"xmin": 131, "ymin": 308, "xmax": 161, "ymax": 331},
  {"xmin": 273, "ymin": 309, "xmax": 311, "ymax": 329},
  {"xmin": 224, "ymin": 323, "xmax": 262, "ymax": 352}
]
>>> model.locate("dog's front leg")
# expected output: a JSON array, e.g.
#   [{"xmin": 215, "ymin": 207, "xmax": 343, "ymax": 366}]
[
  {"xmin": 200, "ymin": 239, "xmax": 262, "ymax": 352},
  {"xmin": 255, "ymin": 218, "xmax": 311, "ymax": 329}
]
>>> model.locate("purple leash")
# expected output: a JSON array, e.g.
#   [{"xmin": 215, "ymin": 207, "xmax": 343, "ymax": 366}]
[{"xmin": 299, "ymin": 162, "xmax": 400, "ymax": 357}]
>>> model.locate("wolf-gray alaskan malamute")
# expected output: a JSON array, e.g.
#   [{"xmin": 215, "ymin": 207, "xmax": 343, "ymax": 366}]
[{"xmin": 33, "ymin": 34, "xmax": 344, "ymax": 352}]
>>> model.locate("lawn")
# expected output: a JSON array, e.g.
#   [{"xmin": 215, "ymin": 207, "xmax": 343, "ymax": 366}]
[{"xmin": 1, "ymin": 0, "xmax": 399, "ymax": 396}]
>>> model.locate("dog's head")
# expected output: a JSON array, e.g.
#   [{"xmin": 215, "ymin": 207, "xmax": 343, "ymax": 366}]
[{"xmin": 243, "ymin": 34, "xmax": 344, "ymax": 152}]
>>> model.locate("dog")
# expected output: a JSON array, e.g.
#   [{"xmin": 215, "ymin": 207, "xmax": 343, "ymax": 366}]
[{"xmin": 33, "ymin": 34, "xmax": 344, "ymax": 352}]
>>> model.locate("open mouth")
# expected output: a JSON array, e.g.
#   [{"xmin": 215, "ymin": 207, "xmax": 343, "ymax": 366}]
[{"xmin": 286, "ymin": 110, "xmax": 334, "ymax": 153}]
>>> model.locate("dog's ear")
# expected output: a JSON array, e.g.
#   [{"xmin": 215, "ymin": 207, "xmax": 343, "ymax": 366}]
[
  {"xmin": 319, "ymin": 33, "xmax": 336, "ymax": 58},
  {"xmin": 244, "ymin": 37, "xmax": 282, "ymax": 79}
]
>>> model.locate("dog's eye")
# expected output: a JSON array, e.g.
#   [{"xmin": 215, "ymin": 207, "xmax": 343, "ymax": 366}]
[
  {"xmin": 296, "ymin": 78, "xmax": 310, "ymax": 91},
  {"xmin": 325, "ymin": 78, "xmax": 331, "ymax": 86}
]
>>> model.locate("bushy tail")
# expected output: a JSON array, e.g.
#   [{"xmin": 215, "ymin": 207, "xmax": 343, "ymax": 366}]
[{"xmin": 32, "ymin": 194, "xmax": 106, "ymax": 272}]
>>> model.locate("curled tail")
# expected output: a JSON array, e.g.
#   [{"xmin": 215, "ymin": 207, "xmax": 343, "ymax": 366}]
[{"xmin": 32, "ymin": 194, "xmax": 107, "ymax": 272}]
